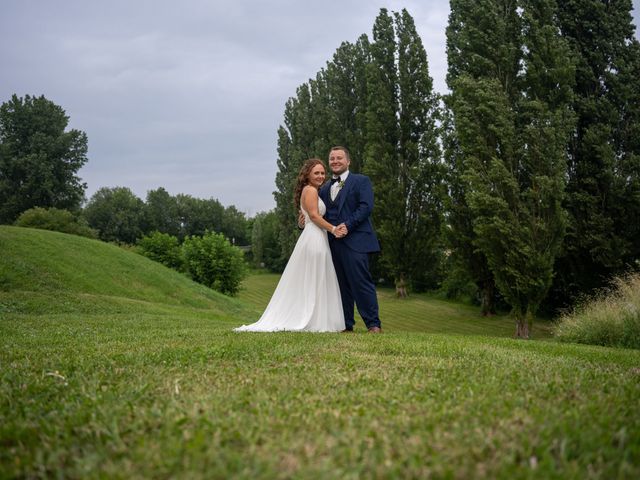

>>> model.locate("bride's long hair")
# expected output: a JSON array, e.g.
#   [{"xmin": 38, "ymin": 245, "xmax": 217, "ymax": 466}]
[{"xmin": 294, "ymin": 158, "xmax": 326, "ymax": 209}]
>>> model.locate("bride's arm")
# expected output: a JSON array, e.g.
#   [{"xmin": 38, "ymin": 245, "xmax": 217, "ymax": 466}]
[{"xmin": 301, "ymin": 186, "xmax": 337, "ymax": 235}]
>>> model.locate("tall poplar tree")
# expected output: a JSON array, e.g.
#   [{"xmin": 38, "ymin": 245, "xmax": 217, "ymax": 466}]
[
  {"xmin": 446, "ymin": 0, "xmax": 521, "ymax": 316},
  {"xmin": 273, "ymin": 38, "xmax": 371, "ymax": 265},
  {"xmin": 273, "ymin": 125, "xmax": 295, "ymax": 265},
  {"xmin": 324, "ymin": 36, "xmax": 371, "ymax": 172},
  {"xmin": 447, "ymin": 0, "xmax": 574, "ymax": 337},
  {"xmin": 549, "ymin": 0, "xmax": 640, "ymax": 309},
  {"xmin": 363, "ymin": 9, "xmax": 401, "ymax": 292},
  {"xmin": 273, "ymin": 85, "xmax": 316, "ymax": 263},
  {"xmin": 442, "ymin": 102, "xmax": 497, "ymax": 315},
  {"xmin": 364, "ymin": 9, "xmax": 443, "ymax": 296},
  {"xmin": 273, "ymin": 8, "xmax": 444, "ymax": 290}
]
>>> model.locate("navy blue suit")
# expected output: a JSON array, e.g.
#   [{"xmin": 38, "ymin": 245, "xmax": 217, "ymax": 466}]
[{"xmin": 320, "ymin": 173, "xmax": 381, "ymax": 330}]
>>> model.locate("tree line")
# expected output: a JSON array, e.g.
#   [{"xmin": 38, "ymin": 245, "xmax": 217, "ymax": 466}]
[
  {"xmin": 273, "ymin": 2, "xmax": 640, "ymax": 337},
  {"xmin": 83, "ymin": 186, "xmax": 250, "ymax": 246},
  {"xmin": 0, "ymin": 94, "xmax": 250, "ymax": 245}
]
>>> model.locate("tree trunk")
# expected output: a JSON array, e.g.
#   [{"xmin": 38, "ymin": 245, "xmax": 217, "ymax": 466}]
[
  {"xmin": 395, "ymin": 274, "xmax": 408, "ymax": 298},
  {"xmin": 480, "ymin": 280, "xmax": 495, "ymax": 316},
  {"xmin": 515, "ymin": 319, "xmax": 529, "ymax": 339},
  {"xmin": 514, "ymin": 309, "xmax": 533, "ymax": 339}
]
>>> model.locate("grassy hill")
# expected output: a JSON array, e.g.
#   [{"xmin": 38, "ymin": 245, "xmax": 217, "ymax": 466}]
[
  {"xmin": 1, "ymin": 226, "xmax": 639, "ymax": 478},
  {"xmin": 0, "ymin": 225, "xmax": 247, "ymax": 319}
]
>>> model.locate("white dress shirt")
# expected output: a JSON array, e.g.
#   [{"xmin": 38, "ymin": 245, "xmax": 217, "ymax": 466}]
[{"xmin": 330, "ymin": 171, "xmax": 349, "ymax": 201}]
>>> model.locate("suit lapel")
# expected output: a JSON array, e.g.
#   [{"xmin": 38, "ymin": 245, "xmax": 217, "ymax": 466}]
[{"xmin": 336, "ymin": 175, "xmax": 354, "ymax": 213}]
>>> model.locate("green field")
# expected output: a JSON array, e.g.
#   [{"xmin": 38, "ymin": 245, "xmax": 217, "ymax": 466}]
[{"xmin": 1, "ymin": 226, "xmax": 638, "ymax": 479}]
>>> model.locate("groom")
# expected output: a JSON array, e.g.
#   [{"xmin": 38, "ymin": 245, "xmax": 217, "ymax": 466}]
[{"xmin": 320, "ymin": 146, "xmax": 382, "ymax": 333}]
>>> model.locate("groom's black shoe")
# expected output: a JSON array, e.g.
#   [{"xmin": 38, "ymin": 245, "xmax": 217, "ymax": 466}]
[
  {"xmin": 367, "ymin": 326, "xmax": 382, "ymax": 333},
  {"xmin": 340, "ymin": 328, "xmax": 354, "ymax": 333}
]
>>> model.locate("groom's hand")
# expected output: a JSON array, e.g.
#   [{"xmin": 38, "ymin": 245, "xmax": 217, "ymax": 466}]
[
  {"xmin": 335, "ymin": 223, "xmax": 348, "ymax": 238},
  {"xmin": 297, "ymin": 211, "xmax": 305, "ymax": 230}
]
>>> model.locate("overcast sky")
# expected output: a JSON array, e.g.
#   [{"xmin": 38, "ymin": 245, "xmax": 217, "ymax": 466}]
[{"xmin": 2, "ymin": 1, "xmax": 639, "ymax": 216}]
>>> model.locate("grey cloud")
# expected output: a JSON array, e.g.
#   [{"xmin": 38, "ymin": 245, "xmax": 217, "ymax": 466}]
[{"xmin": 2, "ymin": 0, "xmax": 639, "ymax": 214}]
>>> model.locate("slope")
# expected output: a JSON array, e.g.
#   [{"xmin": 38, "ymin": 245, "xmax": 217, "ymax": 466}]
[{"xmin": 0, "ymin": 226, "xmax": 246, "ymax": 320}]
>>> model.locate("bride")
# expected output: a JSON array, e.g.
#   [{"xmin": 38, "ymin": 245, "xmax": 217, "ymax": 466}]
[{"xmin": 234, "ymin": 159, "xmax": 345, "ymax": 332}]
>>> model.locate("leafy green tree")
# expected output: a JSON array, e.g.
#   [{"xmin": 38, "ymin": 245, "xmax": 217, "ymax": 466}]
[
  {"xmin": 251, "ymin": 210, "xmax": 284, "ymax": 272},
  {"xmin": 84, "ymin": 187, "xmax": 147, "ymax": 244},
  {"xmin": 272, "ymin": 9, "xmax": 443, "ymax": 294},
  {"xmin": 364, "ymin": 8, "xmax": 444, "ymax": 297},
  {"xmin": 14, "ymin": 207, "xmax": 97, "ymax": 238},
  {"xmin": 222, "ymin": 205, "xmax": 249, "ymax": 246},
  {"xmin": 137, "ymin": 231, "xmax": 183, "ymax": 271},
  {"xmin": 145, "ymin": 187, "xmax": 180, "ymax": 237},
  {"xmin": 323, "ymin": 36, "xmax": 371, "ymax": 172},
  {"xmin": 549, "ymin": 0, "xmax": 640, "ymax": 310},
  {"xmin": 362, "ymin": 9, "xmax": 400, "ymax": 294},
  {"xmin": 273, "ymin": 85, "xmax": 316, "ymax": 262},
  {"xmin": 175, "ymin": 194, "xmax": 223, "ymax": 240},
  {"xmin": 182, "ymin": 231, "xmax": 247, "ymax": 296},
  {"xmin": 443, "ymin": 0, "xmax": 520, "ymax": 315},
  {"xmin": 447, "ymin": 0, "xmax": 574, "ymax": 337},
  {"xmin": 273, "ymin": 125, "xmax": 297, "ymax": 263},
  {"xmin": 441, "ymin": 104, "xmax": 497, "ymax": 314},
  {"xmin": 364, "ymin": 8, "xmax": 398, "ymax": 187},
  {"xmin": 0, "ymin": 94, "xmax": 88, "ymax": 223},
  {"xmin": 273, "ymin": 37, "xmax": 372, "ymax": 264},
  {"xmin": 145, "ymin": 189, "xmax": 248, "ymax": 244}
]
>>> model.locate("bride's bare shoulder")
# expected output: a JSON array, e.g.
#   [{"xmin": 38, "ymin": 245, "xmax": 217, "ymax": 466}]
[{"xmin": 302, "ymin": 185, "xmax": 318, "ymax": 197}]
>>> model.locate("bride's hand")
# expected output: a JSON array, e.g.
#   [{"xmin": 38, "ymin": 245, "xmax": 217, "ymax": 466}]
[{"xmin": 334, "ymin": 224, "xmax": 348, "ymax": 238}]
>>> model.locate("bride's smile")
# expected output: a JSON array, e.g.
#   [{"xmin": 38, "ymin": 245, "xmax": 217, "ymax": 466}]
[{"xmin": 309, "ymin": 164, "xmax": 326, "ymax": 188}]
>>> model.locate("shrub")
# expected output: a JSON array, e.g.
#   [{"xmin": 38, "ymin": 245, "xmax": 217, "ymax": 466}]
[
  {"xmin": 14, "ymin": 207, "xmax": 97, "ymax": 238},
  {"xmin": 182, "ymin": 231, "xmax": 247, "ymax": 296},
  {"xmin": 553, "ymin": 273, "xmax": 640, "ymax": 349},
  {"xmin": 137, "ymin": 231, "xmax": 183, "ymax": 270}
]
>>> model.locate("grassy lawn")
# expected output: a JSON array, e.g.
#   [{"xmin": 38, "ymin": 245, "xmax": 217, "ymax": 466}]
[
  {"xmin": 238, "ymin": 271, "xmax": 553, "ymax": 338},
  {"xmin": 1, "ymin": 227, "xmax": 638, "ymax": 478}
]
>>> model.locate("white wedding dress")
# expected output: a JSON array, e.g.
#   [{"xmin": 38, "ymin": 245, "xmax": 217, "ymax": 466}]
[{"xmin": 235, "ymin": 198, "xmax": 345, "ymax": 332}]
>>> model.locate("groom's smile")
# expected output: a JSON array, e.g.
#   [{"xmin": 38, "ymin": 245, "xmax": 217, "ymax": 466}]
[{"xmin": 329, "ymin": 148, "xmax": 350, "ymax": 175}]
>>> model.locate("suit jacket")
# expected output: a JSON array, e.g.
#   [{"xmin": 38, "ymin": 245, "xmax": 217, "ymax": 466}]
[{"xmin": 320, "ymin": 173, "xmax": 380, "ymax": 254}]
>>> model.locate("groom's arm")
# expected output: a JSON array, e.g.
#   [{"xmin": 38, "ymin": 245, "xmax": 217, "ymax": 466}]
[{"xmin": 344, "ymin": 176, "xmax": 374, "ymax": 231}]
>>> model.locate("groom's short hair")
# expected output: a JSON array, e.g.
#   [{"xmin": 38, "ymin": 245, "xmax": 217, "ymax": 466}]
[{"xmin": 330, "ymin": 146, "xmax": 350, "ymax": 161}]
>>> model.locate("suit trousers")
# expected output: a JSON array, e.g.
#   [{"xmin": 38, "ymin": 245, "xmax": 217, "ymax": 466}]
[{"xmin": 329, "ymin": 240, "xmax": 380, "ymax": 330}]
